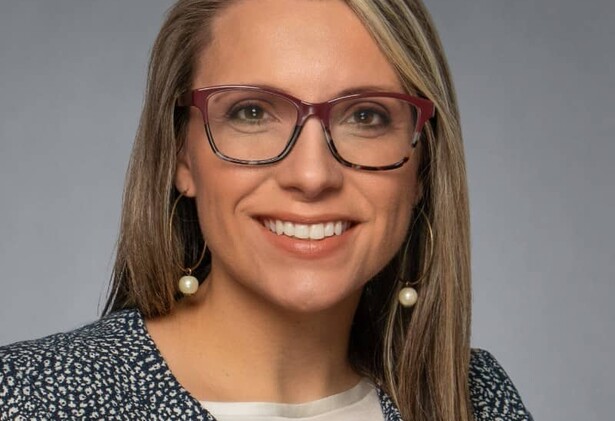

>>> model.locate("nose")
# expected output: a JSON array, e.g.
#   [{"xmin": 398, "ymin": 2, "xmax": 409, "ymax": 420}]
[{"xmin": 274, "ymin": 118, "xmax": 343, "ymax": 200}]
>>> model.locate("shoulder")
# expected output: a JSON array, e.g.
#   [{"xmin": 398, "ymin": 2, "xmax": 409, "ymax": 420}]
[
  {"xmin": 0, "ymin": 309, "xmax": 151, "ymax": 418},
  {"xmin": 469, "ymin": 348, "xmax": 534, "ymax": 421},
  {"xmin": 0, "ymin": 309, "xmax": 142, "ymax": 372},
  {"xmin": 377, "ymin": 349, "xmax": 533, "ymax": 421}
]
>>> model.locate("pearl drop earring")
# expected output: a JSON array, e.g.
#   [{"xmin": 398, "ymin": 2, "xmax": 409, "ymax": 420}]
[
  {"xmin": 396, "ymin": 208, "xmax": 433, "ymax": 308},
  {"xmin": 398, "ymin": 284, "xmax": 418, "ymax": 307},
  {"xmin": 178, "ymin": 271, "xmax": 200, "ymax": 296},
  {"xmin": 169, "ymin": 191, "xmax": 207, "ymax": 296}
]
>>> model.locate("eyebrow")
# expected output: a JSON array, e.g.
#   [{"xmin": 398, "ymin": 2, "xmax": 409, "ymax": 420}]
[
  {"xmin": 253, "ymin": 83, "xmax": 406, "ymax": 98},
  {"xmin": 334, "ymin": 85, "xmax": 405, "ymax": 97}
]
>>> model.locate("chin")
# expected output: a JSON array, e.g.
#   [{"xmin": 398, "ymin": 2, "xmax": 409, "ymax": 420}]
[{"xmin": 257, "ymin": 274, "xmax": 364, "ymax": 315}]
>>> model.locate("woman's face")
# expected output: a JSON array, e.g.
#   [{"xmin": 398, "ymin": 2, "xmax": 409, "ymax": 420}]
[{"xmin": 176, "ymin": 0, "xmax": 421, "ymax": 313}]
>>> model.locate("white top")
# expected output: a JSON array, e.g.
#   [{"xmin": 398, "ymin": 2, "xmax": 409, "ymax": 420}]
[{"xmin": 200, "ymin": 378, "xmax": 384, "ymax": 421}]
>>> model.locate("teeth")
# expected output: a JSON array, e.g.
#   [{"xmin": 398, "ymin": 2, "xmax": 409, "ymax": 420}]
[
  {"xmin": 275, "ymin": 220, "xmax": 284, "ymax": 235},
  {"xmin": 283, "ymin": 221, "xmax": 294, "ymax": 236},
  {"xmin": 263, "ymin": 219, "xmax": 350, "ymax": 240},
  {"xmin": 294, "ymin": 224, "xmax": 309, "ymax": 239},
  {"xmin": 324, "ymin": 222, "xmax": 335, "ymax": 237},
  {"xmin": 334, "ymin": 221, "xmax": 343, "ymax": 235},
  {"xmin": 309, "ymin": 224, "xmax": 325, "ymax": 240}
]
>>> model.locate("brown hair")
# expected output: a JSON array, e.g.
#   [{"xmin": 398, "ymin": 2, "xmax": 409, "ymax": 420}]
[{"xmin": 104, "ymin": 1, "xmax": 473, "ymax": 420}]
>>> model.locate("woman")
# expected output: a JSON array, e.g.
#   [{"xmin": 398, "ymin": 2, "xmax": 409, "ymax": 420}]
[{"xmin": 0, "ymin": 0, "xmax": 532, "ymax": 420}]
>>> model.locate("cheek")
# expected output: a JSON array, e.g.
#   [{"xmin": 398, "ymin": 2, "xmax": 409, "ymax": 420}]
[
  {"xmin": 374, "ymin": 169, "xmax": 419, "ymax": 257},
  {"xmin": 373, "ymin": 167, "xmax": 418, "ymax": 226},
  {"xmin": 190, "ymin": 170, "xmax": 245, "ymax": 269},
  {"xmin": 190, "ymin": 164, "xmax": 241, "ymax": 233},
  {"xmin": 382, "ymin": 187, "xmax": 415, "ymax": 248},
  {"xmin": 187, "ymin": 151, "xmax": 266, "ymax": 252},
  {"xmin": 183, "ymin": 119, "xmax": 231, "ymax": 240}
]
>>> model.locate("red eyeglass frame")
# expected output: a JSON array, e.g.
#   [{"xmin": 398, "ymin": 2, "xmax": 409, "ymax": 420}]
[{"xmin": 176, "ymin": 85, "xmax": 435, "ymax": 171}]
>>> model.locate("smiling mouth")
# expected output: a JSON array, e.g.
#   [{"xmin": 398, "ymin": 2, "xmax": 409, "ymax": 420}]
[{"xmin": 261, "ymin": 219, "xmax": 352, "ymax": 240}]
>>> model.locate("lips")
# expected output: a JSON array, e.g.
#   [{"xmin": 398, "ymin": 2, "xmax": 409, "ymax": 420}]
[{"xmin": 261, "ymin": 218, "xmax": 352, "ymax": 240}]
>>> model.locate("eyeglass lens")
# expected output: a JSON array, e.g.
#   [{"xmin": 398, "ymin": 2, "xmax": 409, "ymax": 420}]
[{"xmin": 206, "ymin": 89, "xmax": 418, "ymax": 167}]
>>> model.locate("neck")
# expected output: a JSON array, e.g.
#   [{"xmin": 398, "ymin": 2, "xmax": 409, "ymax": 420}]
[{"xmin": 146, "ymin": 271, "xmax": 363, "ymax": 404}]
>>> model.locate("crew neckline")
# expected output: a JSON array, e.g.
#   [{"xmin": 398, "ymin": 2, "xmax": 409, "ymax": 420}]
[{"xmin": 200, "ymin": 378, "xmax": 375, "ymax": 418}]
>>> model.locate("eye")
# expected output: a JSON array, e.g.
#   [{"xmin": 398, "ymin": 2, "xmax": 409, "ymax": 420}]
[
  {"xmin": 350, "ymin": 109, "xmax": 387, "ymax": 126},
  {"xmin": 342, "ymin": 105, "xmax": 391, "ymax": 128},
  {"xmin": 228, "ymin": 103, "xmax": 269, "ymax": 123}
]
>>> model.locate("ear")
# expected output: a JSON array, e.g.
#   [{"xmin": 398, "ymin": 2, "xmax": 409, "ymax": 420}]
[{"xmin": 174, "ymin": 141, "xmax": 196, "ymax": 197}]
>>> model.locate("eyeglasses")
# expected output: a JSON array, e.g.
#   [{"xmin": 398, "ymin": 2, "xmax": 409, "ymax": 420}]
[{"xmin": 176, "ymin": 85, "xmax": 435, "ymax": 171}]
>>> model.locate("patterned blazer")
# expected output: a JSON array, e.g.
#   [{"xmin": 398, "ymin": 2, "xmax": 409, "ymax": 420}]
[{"xmin": 0, "ymin": 310, "xmax": 533, "ymax": 420}]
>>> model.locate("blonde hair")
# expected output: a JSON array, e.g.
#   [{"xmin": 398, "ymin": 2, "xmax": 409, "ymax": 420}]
[{"xmin": 104, "ymin": 1, "xmax": 473, "ymax": 420}]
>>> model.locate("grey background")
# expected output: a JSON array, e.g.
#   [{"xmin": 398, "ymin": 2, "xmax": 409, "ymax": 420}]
[{"xmin": 0, "ymin": 1, "xmax": 613, "ymax": 420}]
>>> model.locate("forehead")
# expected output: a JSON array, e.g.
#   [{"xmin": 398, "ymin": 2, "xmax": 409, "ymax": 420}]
[{"xmin": 193, "ymin": 0, "xmax": 403, "ymax": 100}]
